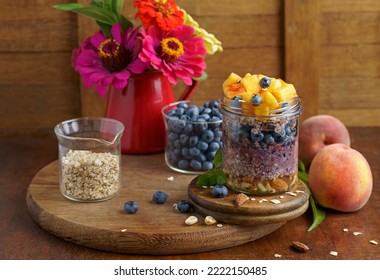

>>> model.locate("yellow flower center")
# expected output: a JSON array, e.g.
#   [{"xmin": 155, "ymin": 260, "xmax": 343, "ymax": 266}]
[
  {"xmin": 160, "ymin": 37, "xmax": 184, "ymax": 61},
  {"xmin": 155, "ymin": 0, "xmax": 174, "ymax": 16}
]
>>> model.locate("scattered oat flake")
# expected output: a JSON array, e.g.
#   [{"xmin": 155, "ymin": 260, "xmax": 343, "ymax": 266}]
[
  {"xmin": 120, "ymin": 229, "xmax": 127, "ymax": 232},
  {"xmin": 285, "ymin": 192, "xmax": 297, "ymax": 197},
  {"xmin": 353, "ymin": 232, "xmax": 362, "ymax": 236},
  {"xmin": 250, "ymin": 197, "xmax": 256, "ymax": 201},
  {"xmin": 330, "ymin": 251, "xmax": 338, "ymax": 256},
  {"xmin": 259, "ymin": 198, "xmax": 268, "ymax": 203},
  {"xmin": 279, "ymin": 195, "xmax": 285, "ymax": 199},
  {"xmin": 217, "ymin": 223, "xmax": 223, "ymax": 228},
  {"xmin": 343, "ymin": 228, "xmax": 349, "ymax": 232},
  {"xmin": 370, "ymin": 240, "xmax": 378, "ymax": 245},
  {"xmin": 167, "ymin": 176, "xmax": 174, "ymax": 181},
  {"xmin": 296, "ymin": 190, "xmax": 305, "ymax": 193},
  {"xmin": 202, "ymin": 185, "xmax": 208, "ymax": 189},
  {"xmin": 274, "ymin": 254, "xmax": 282, "ymax": 258},
  {"xmin": 271, "ymin": 199, "xmax": 281, "ymax": 204}
]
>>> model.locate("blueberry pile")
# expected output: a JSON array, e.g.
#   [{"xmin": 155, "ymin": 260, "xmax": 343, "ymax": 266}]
[
  {"xmin": 231, "ymin": 119, "xmax": 298, "ymax": 149},
  {"xmin": 164, "ymin": 101, "xmax": 222, "ymax": 172}
]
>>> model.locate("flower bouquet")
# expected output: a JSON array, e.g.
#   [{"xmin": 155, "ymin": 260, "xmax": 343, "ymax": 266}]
[
  {"xmin": 54, "ymin": 0, "xmax": 222, "ymax": 96},
  {"xmin": 54, "ymin": 0, "xmax": 222, "ymax": 154}
]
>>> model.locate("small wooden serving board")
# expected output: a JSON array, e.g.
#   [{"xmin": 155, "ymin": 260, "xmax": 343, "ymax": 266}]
[
  {"xmin": 189, "ymin": 178, "xmax": 310, "ymax": 225},
  {"xmin": 26, "ymin": 154, "xmax": 285, "ymax": 255}
]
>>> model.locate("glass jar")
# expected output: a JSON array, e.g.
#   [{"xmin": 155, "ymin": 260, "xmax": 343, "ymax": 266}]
[
  {"xmin": 162, "ymin": 100, "xmax": 223, "ymax": 174},
  {"xmin": 54, "ymin": 117, "xmax": 124, "ymax": 202},
  {"xmin": 220, "ymin": 96, "xmax": 302, "ymax": 195}
]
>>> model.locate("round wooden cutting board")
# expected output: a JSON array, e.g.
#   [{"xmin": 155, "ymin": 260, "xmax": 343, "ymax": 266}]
[{"xmin": 27, "ymin": 154, "xmax": 289, "ymax": 255}]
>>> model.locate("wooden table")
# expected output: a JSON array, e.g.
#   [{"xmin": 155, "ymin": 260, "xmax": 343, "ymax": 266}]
[{"xmin": 0, "ymin": 127, "xmax": 379, "ymax": 260}]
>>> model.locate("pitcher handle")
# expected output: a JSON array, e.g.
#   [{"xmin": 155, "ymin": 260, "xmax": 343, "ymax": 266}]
[{"xmin": 177, "ymin": 79, "xmax": 199, "ymax": 101}]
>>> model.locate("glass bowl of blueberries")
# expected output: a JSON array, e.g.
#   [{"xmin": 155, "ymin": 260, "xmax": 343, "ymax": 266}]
[{"xmin": 162, "ymin": 100, "xmax": 222, "ymax": 174}]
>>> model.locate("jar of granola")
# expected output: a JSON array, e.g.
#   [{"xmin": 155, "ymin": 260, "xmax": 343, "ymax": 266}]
[
  {"xmin": 54, "ymin": 117, "xmax": 124, "ymax": 202},
  {"xmin": 220, "ymin": 73, "xmax": 302, "ymax": 195}
]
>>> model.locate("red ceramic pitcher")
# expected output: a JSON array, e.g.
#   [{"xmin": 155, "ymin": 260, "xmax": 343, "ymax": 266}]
[{"xmin": 105, "ymin": 70, "xmax": 198, "ymax": 154}]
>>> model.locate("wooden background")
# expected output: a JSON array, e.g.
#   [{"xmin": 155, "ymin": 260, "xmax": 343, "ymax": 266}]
[{"xmin": 1, "ymin": 0, "xmax": 379, "ymax": 136}]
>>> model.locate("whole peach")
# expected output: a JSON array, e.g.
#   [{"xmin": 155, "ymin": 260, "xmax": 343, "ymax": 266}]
[
  {"xmin": 308, "ymin": 144, "xmax": 372, "ymax": 212},
  {"xmin": 299, "ymin": 115, "xmax": 350, "ymax": 166}
]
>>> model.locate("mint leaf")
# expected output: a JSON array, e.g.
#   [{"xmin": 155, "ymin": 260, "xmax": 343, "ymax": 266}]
[
  {"xmin": 213, "ymin": 149, "xmax": 222, "ymax": 168},
  {"xmin": 307, "ymin": 195, "xmax": 326, "ymax": 231},
  {"xmin": 196, "ymin": 169, "xmax": 227, "ymax": 187}
]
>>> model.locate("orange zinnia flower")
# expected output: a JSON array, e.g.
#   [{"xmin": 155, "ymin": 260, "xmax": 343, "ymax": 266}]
[{"xmin": 134, "ymin": 0, "xmax": 184, "ymax": 31}]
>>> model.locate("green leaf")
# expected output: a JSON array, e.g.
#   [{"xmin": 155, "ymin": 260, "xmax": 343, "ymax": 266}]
[
  {"xmin": 307, "ymin": 195, "xmax": 326, "ymax": 231},
  {"xmin": 96, "ymin": 21, "xmax": 112, "ymax": 37},
  {"xmin": 112, "ymin": 0, "xmax": 125, "ymax": 18},
  {"xmin": 196, "ymin": 169, "xmax": 227, "ymax": 187},
  {"xmin": 298, "ymin": 171, "xmax": 309, "ymax": 184},
  {"xmin": 54, "ymin": 5, "xmax": 118, "ymax": 25},
  {"xmin": 213, "ymin": 148, "xmax": 222, "ymax": 168},
  {"xmin": 120, "ymin": 15, "xmax": 133, "ymax": 31},
  {"xmin": 53, "ymin": 3, "xmax": 84, "ymax": 11},
  {"xmin": 298, "ymin": 160, "xmax": 306, "ymax": 173},
  {"xmin": 193, "ymin": 71, "xmax": 208, "ymax": 81}
]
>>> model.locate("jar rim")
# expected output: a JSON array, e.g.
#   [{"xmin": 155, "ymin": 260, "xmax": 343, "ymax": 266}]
[
  {"xmin": 220, "ymin": 96, "xmax": 303, "ymax": 119},
  {"xmin": 162, "ymin": 100, "xmax": 223, "ymax": 125}
]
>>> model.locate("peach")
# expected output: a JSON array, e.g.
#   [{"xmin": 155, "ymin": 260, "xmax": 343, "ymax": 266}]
[
  {"xmin": 308, "ymin": 144, "xmax": 373, "ymax": 212},
  {"xmin": 299, "ymin": 115, "xmax": 350, "ymax": 166}
]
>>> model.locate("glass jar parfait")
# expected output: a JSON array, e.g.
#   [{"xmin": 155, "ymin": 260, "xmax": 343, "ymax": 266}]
[{"xmin": 220, "ymin": 96, "xmax": 302, "ymax": 195}]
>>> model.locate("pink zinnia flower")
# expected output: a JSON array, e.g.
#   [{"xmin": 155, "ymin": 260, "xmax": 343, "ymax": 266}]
[
  {"xmin": 139, "ymin": 24, "xmax": 207, "ymax": 85},
  {"xmin": 72, "ymin": 23, "xmax": 149, "ymax": 96}
]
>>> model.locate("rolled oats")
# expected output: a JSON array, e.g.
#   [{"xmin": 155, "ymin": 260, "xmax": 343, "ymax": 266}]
[{"xmin": 60, "ymin": 150, "xmax": 120, "ymax": 201}]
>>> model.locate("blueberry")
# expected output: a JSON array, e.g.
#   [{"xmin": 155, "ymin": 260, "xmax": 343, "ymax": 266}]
[
  {"xmin": 259, "ymin": 77, "xmax": 271, "ymax": 88},
  {"xmin": 195, "ymin": 153, "xmax": 207, "ymax": 163},
  {"xmin": 177, "ymin": 102, "xmax": 188, "ymax": 109},
  {"xmin": 251, "ymin": 132, "xmax": 264, "ymax": 142},
  {"xmin": 209, "ymin": 100, "xmax": 220, "ymax": 108},
  {"xmin": 179, "ymin": 134, "xmax": 189, "ymax": 146},
  {"xmin": 211, "ymin": 185, "xmax": 229, "ymax": 198},
  {"xmin": 189, "ymin": 147, "xmax": 201, "ymax": 157},
  {"xmin": 194, "ymin": 119, "xmax": 208, "ymax": 134},
  {"xmin": 203, "ymin": 108, "xmax": 212, "ymax": 115},
  {"xmin": 251, "ymin": 94, "xmax": 262, "ymax": 106},
  {"xmin": 168, "ymin": 132, "xmax": 179, "ymax": 141},
  {"xmin": 181, "ymin": 147, "xmax": 189, "ymax": 157},
  {"xmin": 185, "ymin": 105, "xmax": 199, "ymax": 117},
  {"xmin": 199, "ymin": 114, "xmax": 211, "ymax": 121},
  {"xmin": 208, "ymin": 141, "xmax": 220, "ymax": 152},
  {"xmin": 152, "ymin": 191, "xmax": 168, "ymax": 204},
  {"xmin": 176, "ymin": 107, "xmax": 185, "ymax": 116},
  {"xmin": 124, "ymin": 201, "xmax": 139, "ymax": 214},
  {"xmin": 202, "ymin": 161, "xmax": 214, "ymax": 170},
  {"xmin": 214, "ymin": 127, "xmax": 223, "ymax": 137},
  {"xmin": 201, "ymin": 129, "xmax": 214, "ymax": 143},
  {"xmin": 189, "ymin": 135, "xmax": 199, "ymax": 146},
  {"xmin": 282, "ymin": 102, "xmax": 290, "ymax": 108},
  {"xmin": 197, "ymin": 140, "xmax": 209, "ymax": 152},
  {"xmin": 263, "ymin": 133, "xmax": 275, "ymax": 144},
  {"xmin": 178, "ymin": 159, "xmax": 189, "ymax": 169},
  {"xmin": 190, "ymin": 159, "xmax": 202, "ymax": 170},
  {"xmin": 231, "ymin": 96, "xmax": 242, "ymax": 108},
  {"xmin": 285, "ymin": 123, "xmax": 292, "ymax": 136},
  {"xmin": 206, "ymin": 151, "xmax": 216, "ymax": 161},
  {"xmin": 183, "ymin": 123, "xmax": 193, "ymax": 135},
  {"xmin": 209, "ymin": 116, "xmax": 221, "ymax": 128},
  {"xmin": 176, "ymin": 200, "xmax": 193, "ymax": 213}
]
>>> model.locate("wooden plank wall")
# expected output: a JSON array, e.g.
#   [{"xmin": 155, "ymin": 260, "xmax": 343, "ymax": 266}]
[
  {"xmin": 0, "ymin": 0, "xmax": 82, "ymax": 135},
  {"xmin": 1, "ymin": 0, "xmax": 379, "ymax": 135}
]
